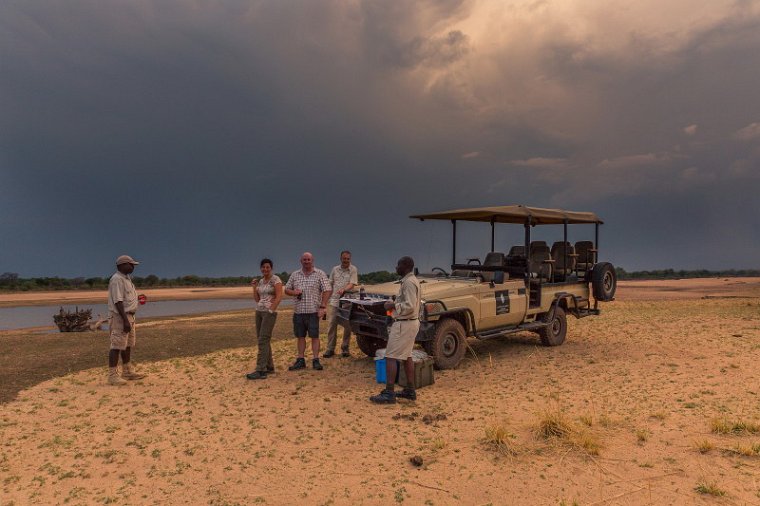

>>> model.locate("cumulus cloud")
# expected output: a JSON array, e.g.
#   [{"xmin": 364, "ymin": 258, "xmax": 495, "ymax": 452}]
[{"xmin": 734, "ymin": 122, "xmax": 760, "ymax": 141}]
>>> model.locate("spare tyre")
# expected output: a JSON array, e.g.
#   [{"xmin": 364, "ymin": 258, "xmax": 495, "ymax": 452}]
[{"xmin": 591, "ymin": 262, "xmax": 617, "ymax": 301}]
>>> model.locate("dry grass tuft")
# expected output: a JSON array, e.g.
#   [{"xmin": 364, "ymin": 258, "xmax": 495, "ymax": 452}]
[
  {"xmin": 694, "ymin": 481, "xmax": 726, "ymax": 497},
  {"xmin": 484, "ymin": 422, "xmax": 519, "ymax": 456},
  {"xmin": 723, "ymin": 443, "xmax": 760, "ymax": 457},
  {"xmin": 574, "ymin": 432, "xmax": 602, "ymax": 456},
  {"xmin": 635, "ymin": 428, "xmax": 651, "ymax": 444},
  {"xmin": 534, "ymin": 409, "xmax": 601, "ymax": 456},
  {"xmin": 710, "ymin": 418, "xmax": 760, "ymax": 435},
  {"xmin": 535, "ymin": 410, "xmax": 573, "ymax": 439},
  {"xmin": 693, "ymin": 440, "xmax": 715, "ymax": 454}
]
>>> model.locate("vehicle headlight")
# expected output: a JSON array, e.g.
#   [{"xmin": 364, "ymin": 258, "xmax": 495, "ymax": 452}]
[{"xmin": 423, "ymin": 301, "xmax": 445, "ymax": 315}]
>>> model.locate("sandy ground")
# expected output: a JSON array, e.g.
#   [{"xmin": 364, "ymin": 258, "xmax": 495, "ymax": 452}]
[
  {"xmin": 1, "ymin": 279, "xmax": 759, "ymax": 505},
  {"xmin": 614, "ymin": 277, "xmax": 760, "ymax": 301}
]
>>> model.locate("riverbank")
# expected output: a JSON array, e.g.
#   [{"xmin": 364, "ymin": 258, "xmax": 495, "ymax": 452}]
[
  {"xmin": 2, "ymin": 276, "xmax": 760, "ymax": 308},
  {"xmin": 0, "ymin": 286, "xmax": 252, "ymax": 308}
]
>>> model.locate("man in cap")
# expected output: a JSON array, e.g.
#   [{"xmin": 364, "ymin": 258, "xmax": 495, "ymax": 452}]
[
  {"xmin": 107, "ymin": 255, "xmax": 146, "ymax": 385},
  {"xmin": 370, "ymin": 256, "xmax": 421, "ymax": 404}
]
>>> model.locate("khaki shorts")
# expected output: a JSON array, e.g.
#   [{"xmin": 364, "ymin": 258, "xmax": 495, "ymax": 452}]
[
  {"xmin": 385, "ymin": 320, "xmax": 419, "ymax": 360},
  {"xmin": 109, "ymin": 312, "xmax": 136, "ymax": 350}
]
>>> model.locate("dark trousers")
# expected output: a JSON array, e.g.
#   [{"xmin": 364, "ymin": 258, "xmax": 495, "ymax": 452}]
[{"xmin": 255, "ymin": 310, "xmax": 277, "ymax": 372}]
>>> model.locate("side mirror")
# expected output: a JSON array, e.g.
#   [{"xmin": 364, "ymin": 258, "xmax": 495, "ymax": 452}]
[{"xmin": 493, "ymin": 271, "xmax": 505, "ymax": 284}]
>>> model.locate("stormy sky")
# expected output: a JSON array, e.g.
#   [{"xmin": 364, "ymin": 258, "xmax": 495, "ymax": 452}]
[{"xmin": 2, "ymin": 0, "xmax": 759, "ymax": 278}]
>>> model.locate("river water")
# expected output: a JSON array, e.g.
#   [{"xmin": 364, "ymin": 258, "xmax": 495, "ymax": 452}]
[{"xmin": 0, "ymin": 299, "xmax": 272, "ymax": 330}]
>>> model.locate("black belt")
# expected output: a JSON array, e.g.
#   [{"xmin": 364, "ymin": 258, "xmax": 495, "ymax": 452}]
[
  {"xmin": 126, "ymin": 311, "xmax": 136, "ymax": 315},
  {"xmin": 395, "ymin": 317, "xmax": 418, "ymax": 321}
]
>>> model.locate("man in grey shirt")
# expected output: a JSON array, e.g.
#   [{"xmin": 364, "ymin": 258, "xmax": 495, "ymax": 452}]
[
  {"xmin": 107, "ymin": 255, "xmax": 146, "ymax": 385},
  {"xmin": 324, "ymin": 250, "xmax": 358, "ymax": 358}
]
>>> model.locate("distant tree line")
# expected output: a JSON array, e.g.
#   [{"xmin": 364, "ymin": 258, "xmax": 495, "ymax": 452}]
[
  {"xmin": 0, "ymin": 270, "xmax": 400, "ymax": 292},
  {"xmin": 614, "ymin": 268, "xmax": 760, "ymax": 280},
  {"xmin": 3, "ymin": 268, "xmax": 757, "ymax": 292}
]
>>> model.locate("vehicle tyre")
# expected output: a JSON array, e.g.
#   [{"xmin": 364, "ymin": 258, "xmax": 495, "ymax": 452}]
[
  {"xmin": 591, "ymin": 262, "xmax": 617, "ymax": 301},
  {"xmin": 538, "ymin": 306, "xmax": 567, "ymax": 346},
  {"xmin": 423, "ymin": 319, "xmax": 467, "ymax": 370},
  {"xmin": 355, "ymin": 334, "xmax": 386, "ymax": 358}
]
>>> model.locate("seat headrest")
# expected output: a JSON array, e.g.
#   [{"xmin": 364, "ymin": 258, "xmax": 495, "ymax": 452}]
[{"xmin": 483, "ymin": 252, "xmax": 505, "ymax": 266}]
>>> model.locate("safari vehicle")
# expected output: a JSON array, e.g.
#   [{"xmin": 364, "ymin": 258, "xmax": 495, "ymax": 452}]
[{"xmin": 337, "ymin": 205, "xmax": 616, "ymax": 369}]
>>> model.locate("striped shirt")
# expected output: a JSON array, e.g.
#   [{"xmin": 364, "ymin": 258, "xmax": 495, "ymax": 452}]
[
  {"xmin": 328, "ymin": 264, "xmax": 358, "ymax": 307},
  {"xmin": 285, "ymin": 268, "xmax": 330, "ymax": 314}
]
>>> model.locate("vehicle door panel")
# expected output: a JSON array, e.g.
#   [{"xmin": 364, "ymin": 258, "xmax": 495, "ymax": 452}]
[{"xmin": 477, "ymin": 280, "xmax": 524, "ymax": 329}]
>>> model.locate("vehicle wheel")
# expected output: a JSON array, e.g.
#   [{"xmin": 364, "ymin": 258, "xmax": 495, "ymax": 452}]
[
  {"xmin": 538, "ymin": 306, "xmax": 567, "ymax": 346},
  {"xmin": 355, "ymin": 335, "xmax": 385, "ymax": 358},
  {"xmin": 591, "ymin": 262, "xmax": 617, "ymax": 302},
  {"xmin": 423, "ymin": 319, "xmax": 467, "ymax": 369}
]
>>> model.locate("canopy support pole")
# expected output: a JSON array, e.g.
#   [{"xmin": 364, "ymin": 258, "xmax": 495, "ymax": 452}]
[
  {"xmin": 595, "ymin": 223, "xmax": 599, "ymax": 263},
  {"xmin": 490, "ymin": 219, "xmax": 495, "ymax": 251},
  {"xmin": 524, "ymin": 221, "xmax": 531, "ymax": 283},
  {"xmin": 564, "ymin": 219, "xmax": 568, "ymax": 281},
  {"xmin": 451, "ymin": 220, "xmax": 457, "ymax": 265}
]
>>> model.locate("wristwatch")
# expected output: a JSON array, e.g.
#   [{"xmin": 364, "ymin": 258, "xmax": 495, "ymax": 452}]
[{"xmin": 319, "ymin": 305, "xmax": 326, "ymax": 309}]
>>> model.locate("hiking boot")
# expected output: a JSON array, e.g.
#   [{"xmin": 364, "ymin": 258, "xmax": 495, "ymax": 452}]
[
  {"xmin": 312, "ymin": 358, "xmax": 324, "ymax": 371},
  {"xmin": 323, "ymin": 350, "xmax": 336, "ymax": 358},
  {"xmin": 266, "ymin": 366, "xmax": 275, "ymax": 373},
  {"xmin": 369, "ymin": 389, "xmax": 396, "ymax": 404},
  {"xmin": 341, "ymin": 350, "xmax": 351, "ymax": 358},
  {"xmin": 108, "ymin": 371, "xmax": 127, "ymax": 386},
  {"xmin": 122, "ymin": 363, "xmax": 146, "ymax": 380},
  {"xmin": 246, "ymin": 371, "xmax": 267, "ymax": 380},
  {"xmin": 288, "ymin": 358, "xmax": 306, "ymax": 371},
  {"xmin": 396, "ymin": 388, "xmax": 417, "ymax": 401}
]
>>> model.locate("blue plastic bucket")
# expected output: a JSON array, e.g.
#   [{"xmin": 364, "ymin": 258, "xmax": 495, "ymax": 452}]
[{"xmin": 374, "ymin": 358, "xmax": 386, "ymax": 383}]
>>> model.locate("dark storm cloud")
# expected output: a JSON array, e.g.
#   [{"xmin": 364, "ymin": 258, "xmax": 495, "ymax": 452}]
[{"xmin": 1, "ymin": 0, "xmax": 759, "ymax": 277}]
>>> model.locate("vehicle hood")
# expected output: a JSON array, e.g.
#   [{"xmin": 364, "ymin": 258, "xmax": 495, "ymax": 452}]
[{"xmin": 362, "ymin": 277, "xmax": 480, "ymax": 300}]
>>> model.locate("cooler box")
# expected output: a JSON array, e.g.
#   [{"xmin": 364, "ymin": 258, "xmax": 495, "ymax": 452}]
[{"xmin": 398, "ymin": 357, "xmax": 435, "ymax": 389}]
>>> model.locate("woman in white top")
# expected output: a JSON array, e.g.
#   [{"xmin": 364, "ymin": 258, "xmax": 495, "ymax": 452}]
[{"xmin": 246, "ymin": 258, "xmax": 283, "ymax": 380}]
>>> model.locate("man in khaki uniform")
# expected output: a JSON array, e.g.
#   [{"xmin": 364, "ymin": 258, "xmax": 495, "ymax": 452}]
[
  {"xmin": 370, "ymin": 256, "xmax": 421, "ymax": 404},
  {"xmin": 324, "ymin": 250, "xmax": 358, "ymax": 358},
  {"xmin": 107, "ymin": 255, "xmax": 146, "ymax": 385}
]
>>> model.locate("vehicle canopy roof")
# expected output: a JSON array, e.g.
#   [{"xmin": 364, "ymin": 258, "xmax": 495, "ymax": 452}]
[{"xmin": 410, "ymin": 205, "xmax": 603, "ymax": 225}]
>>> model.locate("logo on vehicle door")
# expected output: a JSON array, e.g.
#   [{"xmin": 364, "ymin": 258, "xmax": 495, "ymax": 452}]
[{"xmin": 495, "ymin": 290, "xmax": 510, "ymax": 314}]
